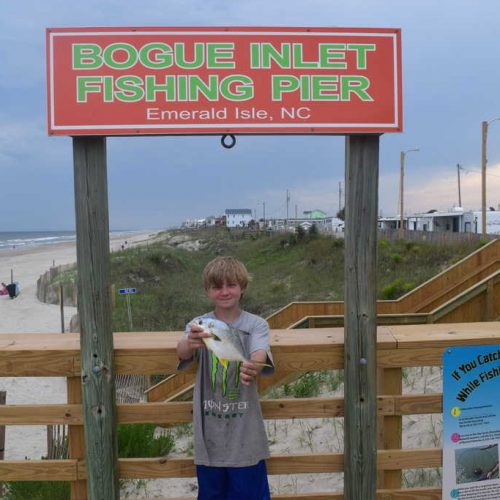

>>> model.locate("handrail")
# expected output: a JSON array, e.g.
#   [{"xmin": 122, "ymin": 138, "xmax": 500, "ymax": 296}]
[
  {"xmin": 266, "ymin": 239, "xmax": 500, "ymax": 328},
  {"xmin": 290, "ymin": 270, "xmax": 500, "ymax": 328}
]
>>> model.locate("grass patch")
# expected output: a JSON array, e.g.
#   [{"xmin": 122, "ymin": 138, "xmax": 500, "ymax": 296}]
[
  {"xmin": 118, "ymin": 423, "xmax": 175, "ymax": 458},
  {"xmin": 2, "ymin": 481, "xmax": 70, "ymax": 500}
]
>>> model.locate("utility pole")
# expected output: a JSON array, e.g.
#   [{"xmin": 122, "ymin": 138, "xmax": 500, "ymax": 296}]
[
  {"xmin": 481, "ymin": 117, "xmax": 500, "ymax": 239},
  {"xmin": 457, "ymin": 163, "xmax": 462, "ymax": 208},
  {"xmin": 399, "ymin": 148, "xmax": 419, "ymax": 238},
  {"xmin": 339, "ymin": 181, "xmax": 342, "ymax": 212},
  {"xmin": 286, "ymin": 189, "xmax": 290, "ymax": 228},
  {"xmin": 481, "ymin": 121, "xmax": 488, "ymax": 239}
]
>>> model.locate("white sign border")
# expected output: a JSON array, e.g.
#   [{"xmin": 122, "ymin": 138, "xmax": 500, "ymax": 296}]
[{"xmin": 48, "ymin": 29, "xmax": 401, "ymax": 133}]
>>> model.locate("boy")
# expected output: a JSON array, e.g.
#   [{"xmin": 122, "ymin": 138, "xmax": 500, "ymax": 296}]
[{"xmin": 177, "ymin": 256, "xmax": 274, "ymax": 500}]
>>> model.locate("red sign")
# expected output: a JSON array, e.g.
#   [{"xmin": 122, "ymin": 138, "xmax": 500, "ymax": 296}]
[{"xmin": 46, "ymin": 27, "xmax": 402, "ymax": 136}]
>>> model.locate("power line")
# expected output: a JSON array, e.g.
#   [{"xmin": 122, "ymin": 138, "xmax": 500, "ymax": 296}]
[{"xmin": 460, "ymin": 166, "xmax": 500, "ymax": 178}]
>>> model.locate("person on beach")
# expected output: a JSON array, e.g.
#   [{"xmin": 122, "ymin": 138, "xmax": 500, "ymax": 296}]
[
  {"xmin": 0, "ymin": 282, "xmax": 8, "ymax": 296},
  {"xmin": 176, "ymin": 256, "xmax": 274, "ymax": 500},
  {"xmin": 1, "ymin": 282, "xmax": 18, "ymax": 299}
]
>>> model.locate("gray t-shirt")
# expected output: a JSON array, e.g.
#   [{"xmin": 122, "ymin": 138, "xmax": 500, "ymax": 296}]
[{"xmin": 179, "ymin": 310, "xmax": 274, "ymax": 467}]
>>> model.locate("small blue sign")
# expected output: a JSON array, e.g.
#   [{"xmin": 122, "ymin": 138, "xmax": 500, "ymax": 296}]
[{"xmin": 118, "ymin": 288, "xmax": 137, "ymax": 295}]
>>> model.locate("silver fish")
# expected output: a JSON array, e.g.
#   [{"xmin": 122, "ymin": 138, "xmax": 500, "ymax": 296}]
[{"xmin": 192, "ymin": 317, "xmax": 271, "ymax": 367}]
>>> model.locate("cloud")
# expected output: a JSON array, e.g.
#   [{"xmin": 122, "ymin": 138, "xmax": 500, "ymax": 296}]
[{"xmin": 405, "ymin": 163, "xmax": 500, "ymax": 214}]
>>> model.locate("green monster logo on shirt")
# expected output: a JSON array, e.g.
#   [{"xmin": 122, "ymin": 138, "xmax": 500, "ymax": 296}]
[{"xmin": 209, "ymin": 351, "xmax": 241, "ymax": 399}]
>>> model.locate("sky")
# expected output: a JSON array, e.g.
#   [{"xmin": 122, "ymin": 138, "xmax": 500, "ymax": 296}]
[{"xmin": 1, "ymin": 0, "xmax": 500, "ymax": 231}]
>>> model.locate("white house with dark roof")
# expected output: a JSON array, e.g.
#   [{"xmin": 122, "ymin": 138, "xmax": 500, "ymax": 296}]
[{"xmin": 225, "ymin": 208, "xmax": 253, "ymax": 228}]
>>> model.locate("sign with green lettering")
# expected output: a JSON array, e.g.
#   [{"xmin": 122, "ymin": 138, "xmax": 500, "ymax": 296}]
[{"xmin": 46, "ymin": 26, "xmax": 402, "ymax": 135}]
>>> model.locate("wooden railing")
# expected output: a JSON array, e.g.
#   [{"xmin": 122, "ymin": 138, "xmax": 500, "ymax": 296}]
[
  {"xmin": 267, "ymin": 239, "xmax": 500, "ymax": 328},
  {"xmin": 1, "ymin": 322, "xmax": 499, "ymax": 498},
  {"xmin": 290, "ymin": 271, "xmax": 500, "ymax": 328}
]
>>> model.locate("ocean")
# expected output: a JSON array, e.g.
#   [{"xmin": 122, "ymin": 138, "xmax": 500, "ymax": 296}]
[{"xmin": 0, "ymin": 230, "xmax": 137, "ymax": 252}]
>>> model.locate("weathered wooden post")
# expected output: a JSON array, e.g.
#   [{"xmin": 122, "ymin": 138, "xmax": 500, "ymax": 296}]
[
  {"xmin": 73, "ymin": 136, "xmax": 119, "ymax": 499},
  {"xmin": 344, "ymin": 135, "xmax": 379, "ymax": 499},
  {"xmin": 59, "ymin": 283, "xmax": 65, "ymax": 333},
  {"xmin": 0, "ymin": 390, "xmax": 5, "ymax": 497}
]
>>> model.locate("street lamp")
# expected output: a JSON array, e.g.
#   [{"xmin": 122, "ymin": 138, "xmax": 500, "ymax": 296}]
[
  {"xmin": 481, "ymin": 117, "xmax": 500, "ymax": 239},
  {"xmin": 399, "ymin": 148, "xmax": 419, "ymax": 237}
]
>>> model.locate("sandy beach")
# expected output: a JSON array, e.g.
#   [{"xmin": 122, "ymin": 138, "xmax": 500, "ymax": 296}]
[{"xmin": 0, "ymin": 230, "xmax": 159, "ymax": 461}]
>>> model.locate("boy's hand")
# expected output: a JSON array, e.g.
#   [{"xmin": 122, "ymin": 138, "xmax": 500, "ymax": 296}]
[
  {"xmin": 187, "ymin": 323, "xmax": 211, "ymax": 350},
  {"xmin": 240, "ymin": 360, "xmax": 259, "ymax": 386}
]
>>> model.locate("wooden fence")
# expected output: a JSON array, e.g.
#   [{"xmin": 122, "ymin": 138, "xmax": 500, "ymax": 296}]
[
  {"xmin": 1, "ymin": 322, "xmax": 499, "ymax": 499},
  {"xmin": 378, "ymin": 228, "xmax": 499, "ymax": 244}
]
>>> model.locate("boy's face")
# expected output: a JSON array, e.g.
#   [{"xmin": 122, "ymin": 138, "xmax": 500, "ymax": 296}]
[{"xmin": 207, "ymin": 281, "xmax": 243, "ymax": 312}]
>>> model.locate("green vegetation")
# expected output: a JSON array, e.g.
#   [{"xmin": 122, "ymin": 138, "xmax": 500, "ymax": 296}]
[
  {"xmin": 108, "ymin": 228, "xmax": 480, "ymax": 331},
  {"xmin": 2, "ymin": 481, "xmax": 70, "ymax": 500},
  {"xmin": 117, "ymin": 423, "xmax": 174, "ymax": 458}
]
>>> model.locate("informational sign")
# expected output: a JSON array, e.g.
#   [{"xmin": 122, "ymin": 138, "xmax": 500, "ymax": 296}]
[
  {"xmin": 118, "ymin": 287, "xmax": 137, "ymax": 295},
  {"xmin": 443, "ymin": 345, "xmax": 500, "ymax": 499},
  {"xmin": 46, "ymin": 26, "xmax": 402, "ymax": 136}
]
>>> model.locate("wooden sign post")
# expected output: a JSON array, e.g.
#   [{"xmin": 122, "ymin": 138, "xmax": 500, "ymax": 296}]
[
  {"xmin": 73, "ymin": 136, "xmax": 119, "ymax": 499},
  {"xmin": 344, "ymin": 135, "xmax": 379, "ymax": 499}
]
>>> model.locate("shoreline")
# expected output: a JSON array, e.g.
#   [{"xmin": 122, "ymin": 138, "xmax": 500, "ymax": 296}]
[{"xmin": 0, "ymin": 229, "xmax": 161, "ymax": 259}]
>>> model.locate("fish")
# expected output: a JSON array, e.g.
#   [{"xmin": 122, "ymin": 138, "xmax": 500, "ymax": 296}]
[{"xmin": 191, "ymin": 317, "xmax": 272, "ymax": 368}]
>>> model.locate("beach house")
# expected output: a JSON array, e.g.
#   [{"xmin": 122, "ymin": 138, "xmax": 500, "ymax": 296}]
[{"xmin": 224, "ymin": 208, "xmax": 253, "ymax": 228}]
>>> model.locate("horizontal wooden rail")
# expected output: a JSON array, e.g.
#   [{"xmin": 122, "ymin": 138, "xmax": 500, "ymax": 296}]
[
  {"xmin": 0, "ymin": 394, "xmax": 443, "ymax": 426},
  {"xmin": 289, "ymin": 313, "xmax": 430, "ymax": 329},
  {"xmin": 0, "ymin": 322, "xmax": 498, "ymax": 376},
  {"xmin": 0, "ymin": 460, "xmax": 79, "ymax": 481},
  {"xmin": 0, "ymin": 449, "xmax": 442, "ymax": 481},
  {"xmin": 291, "ymin": 270, "xmax": 500, "ymax": 329}
]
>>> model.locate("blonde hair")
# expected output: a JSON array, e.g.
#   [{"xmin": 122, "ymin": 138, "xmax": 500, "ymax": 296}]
[{"xmin": 202, "ymin": 256, "xmax": 250, "ymax": 291}]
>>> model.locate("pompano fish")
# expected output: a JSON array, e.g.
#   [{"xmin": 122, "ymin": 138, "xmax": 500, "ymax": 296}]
[{"xmin": 191, "ymin": 317, "xmax": 271, "ymax": 367}]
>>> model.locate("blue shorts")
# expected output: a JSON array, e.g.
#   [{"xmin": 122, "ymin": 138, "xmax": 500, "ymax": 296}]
[{"xmin": 196, "ymin": 459, "xmax": 271, "ymax": 500}]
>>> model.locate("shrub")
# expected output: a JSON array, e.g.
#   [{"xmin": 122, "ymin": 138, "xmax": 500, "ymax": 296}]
[
  {"xmin": 392, "ymin": 253, "xmax": 402, "ymax": 264},
  {"xmin": 3, "ymin": 481, "xmax": 70, "ymax": 500},
  {"xmin": 381, "ymin": 278, "xmax": 415, "ymax": 300},
  {"xmin": 308, "ymin": 224, "xmax": 319, "ymax": 238},
  {"xmin": 296, "ymin": 225, "xmax": 306, "ymax": 240},
  {"xmin": 118, "ymin": 423, "xmax": 175, "ymax": 458},
  {"xmin": 285, "ymin": 373, "xmax": 321, "ymax": 398}
]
